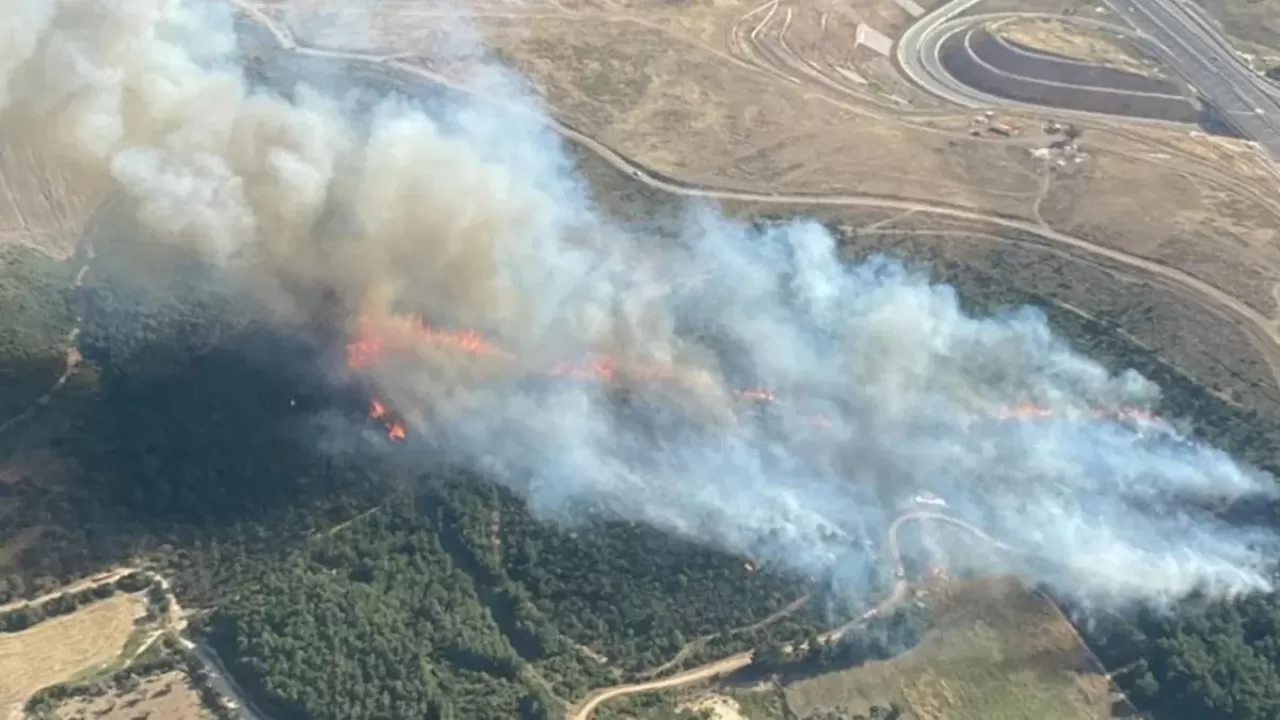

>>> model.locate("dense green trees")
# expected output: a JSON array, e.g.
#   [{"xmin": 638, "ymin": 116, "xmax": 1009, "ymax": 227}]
[
  {"xmin": 0, "ymin": 245, "xmax": 76, "ymax": 421},
  {"xmin": 1081, "ymin": 592, "xmax": 1280, "ymax": 720},
  {"xmin": 209, "ymin": 498, "xmax": 522, "ymax": 720},
  {"xmin": 749, "ymin": 604, "xmax": 932, "ymax": 678},
  {"xmin": 203, "ymin": 482, "xmax": 829, "ymax": 718}
]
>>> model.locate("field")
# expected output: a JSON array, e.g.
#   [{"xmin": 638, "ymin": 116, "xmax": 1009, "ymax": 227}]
[
  {"xmin": 51, "ymin": 671, "xmax": 207, "ymax": 720},
  {"xmin": 1187, "ymin": 0, "xmax": 1280, "ymax": 59},
  {"xmin": 0, "ymin": 139, "xmax": 103, "ymax": 261},
  {"xmin": 782, "ymin": 578, "xmax": 1112, "ymax": 720},
  {"xmin": 0, "ymin": 595, "xmax": 145, "ymax": 717},
  {"xmin": 608, "ymin": 577, "xmax": 1113, "ymax": 720}
]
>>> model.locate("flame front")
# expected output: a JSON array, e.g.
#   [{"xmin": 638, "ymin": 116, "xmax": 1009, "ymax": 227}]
[
  {"xmin": 388, "ymin": 422, "xmax": 407, "ymax": 442},
  {"xmin": 346, "ymin": 312, "xmax": 1161, "ymax": 442}
]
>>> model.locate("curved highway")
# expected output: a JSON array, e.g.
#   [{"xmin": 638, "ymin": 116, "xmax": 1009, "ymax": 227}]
[
  {"xmin": 897, "ymin": 0, "xmax": 1280, "ymax": 155},
  {"xmin": 898, "ymin": 8, "xmax": 1199, "ymax": 126}
]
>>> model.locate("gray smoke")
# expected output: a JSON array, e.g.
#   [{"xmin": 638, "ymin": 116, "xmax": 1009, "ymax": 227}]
[{"xmin": 3, "ymin": 0, "xmax": 1277, "ymax": 608}]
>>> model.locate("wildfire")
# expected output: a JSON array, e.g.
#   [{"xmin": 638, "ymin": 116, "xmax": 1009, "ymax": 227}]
[
  {"xmin": 364, "ymin": 400, "xmax": 406, "ymax": 441},
  {"xmin": 346, "ymin": 313, "xmax": 1162, "ymax": 442},
  {"xmin": 736, "ymin": 387, "xmax": 778, "ymax": 403},
  {"xmin": 994, "ymin": 402, "xmax": 1159, "ymax": 425},
  {"xmin": 388, "ymin": 422, "xmax": 407, "ymax": 442}
]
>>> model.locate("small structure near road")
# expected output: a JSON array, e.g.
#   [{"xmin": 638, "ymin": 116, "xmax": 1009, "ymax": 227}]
[{"xmin": 969, "ymin": 112, "xmax": 1019, "ymax": 137}]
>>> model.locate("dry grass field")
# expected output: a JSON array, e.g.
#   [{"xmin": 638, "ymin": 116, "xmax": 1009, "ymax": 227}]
[
  {"xmin": 780, "ymin": 578, "xmax": 1112, "ymax": 720},
  {"xmin": 1039, "ymin": 148, "xmax": 1280, "ymax": 319},
  {"xmin": 52, "ymin": 671, "xmax": 207, "ymax": 720},
  {"xmin": 0, "ymin": 140, "xmax": 104, "ymax": 261},
  {"xmin": 618, "ymin": 577, "xmax": 1112, "ymax": 720},
  {"xmin": 1184, "ymin": 0, "xmax": 1280, "ymax": 57},
  {"xmin": 0, "ymin": 595, "xmax": 145, "ymax": 717}
]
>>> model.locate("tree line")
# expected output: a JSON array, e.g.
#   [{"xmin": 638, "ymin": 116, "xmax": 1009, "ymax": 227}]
[{"xmin": 0, "ymin": 570, "xmax": 154, "ymax": 633}]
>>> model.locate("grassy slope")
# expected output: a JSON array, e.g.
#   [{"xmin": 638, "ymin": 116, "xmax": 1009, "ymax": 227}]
[{"xmin": 614, "ymin": 578, "xmax": 1112, "ymax": 720}]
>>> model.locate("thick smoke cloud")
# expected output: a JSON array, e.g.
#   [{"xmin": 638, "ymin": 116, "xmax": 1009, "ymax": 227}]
[{"xmin": 5, "ymin": 0, "xmax": 1277, "ymax": 609}]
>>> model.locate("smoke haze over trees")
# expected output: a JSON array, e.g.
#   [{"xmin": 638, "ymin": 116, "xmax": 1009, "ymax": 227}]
[{"xmin": 0, "ymin": 0, "xmax": 1277, "ymax": 614}]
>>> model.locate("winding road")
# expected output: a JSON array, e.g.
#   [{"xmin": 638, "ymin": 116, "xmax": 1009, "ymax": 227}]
[
  {"xmin": 566, "ymin": 509, "xmax": 1014, "ymax": 720},
  {"xmin": 227, "ymin": 1, "xmax": 1280, "ymax": 393},
  {"xmin": 896, "ymin": 4, "xmax": 1198, "ymax": 126}
]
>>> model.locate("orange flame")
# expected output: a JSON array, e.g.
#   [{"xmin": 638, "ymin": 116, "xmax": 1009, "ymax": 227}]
[
  {"xmin": 387, "ymin": 422, "xmax": 407, "ymax": 442},
  {"xmin": 736, "ymin": 387, "xmax": 778, "ymax": 403},
  {"xmin": 347, "ymin": 313, "xmax": 1162, "ymax": 441}
]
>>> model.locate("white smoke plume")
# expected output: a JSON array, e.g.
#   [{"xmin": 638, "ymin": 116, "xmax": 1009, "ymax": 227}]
[{"xmin": 4, "ymin": 0, "xmax": 1277, "ymax": 608}]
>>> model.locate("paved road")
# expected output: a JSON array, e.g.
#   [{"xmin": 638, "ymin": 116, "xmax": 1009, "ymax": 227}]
[
  {"xmin": 898, "ymin": 4, "xmax": 1198, "ymax": 128},
  {"xmin": 1102, "ymin": 0, "xmax": 1280, "ymax": 154},
  {"xmin": 896, "ymin": 0, "xmax": 1280, "ymax": 154}
]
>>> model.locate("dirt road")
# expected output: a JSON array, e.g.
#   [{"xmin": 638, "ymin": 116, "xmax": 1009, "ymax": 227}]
[
  {"xmin": 567, "ymin": 652, "xmax": 754, "ymax": 720},
  {"xmin": 566, "ymin": 508, "xmax": 1013, "ymax": 719}
]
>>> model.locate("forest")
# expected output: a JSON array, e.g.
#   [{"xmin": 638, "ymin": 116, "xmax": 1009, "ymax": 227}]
[
  {"xmin": 4, "ymin": 149, "xmax": 1280, "ymax": 720},
  {"xmin": 749, "ymin": 604, "xmax": 933, "ymax": 678},
  {"xmin": 0, "ymin": 245, "xmax": 76, "ymax": 422}
]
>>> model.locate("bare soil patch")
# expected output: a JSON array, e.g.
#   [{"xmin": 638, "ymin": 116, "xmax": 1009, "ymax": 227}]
[
  {"xmin": 0, "ymin": 595, "xmax": 145, "ymax": 715},
  {"xmin": 429, "ymin": 17, "xmax": 1044, "ymax": 214},
  {"xmin": 678, "ymin": 692, "xmax": 751, "ymax": 720}
]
